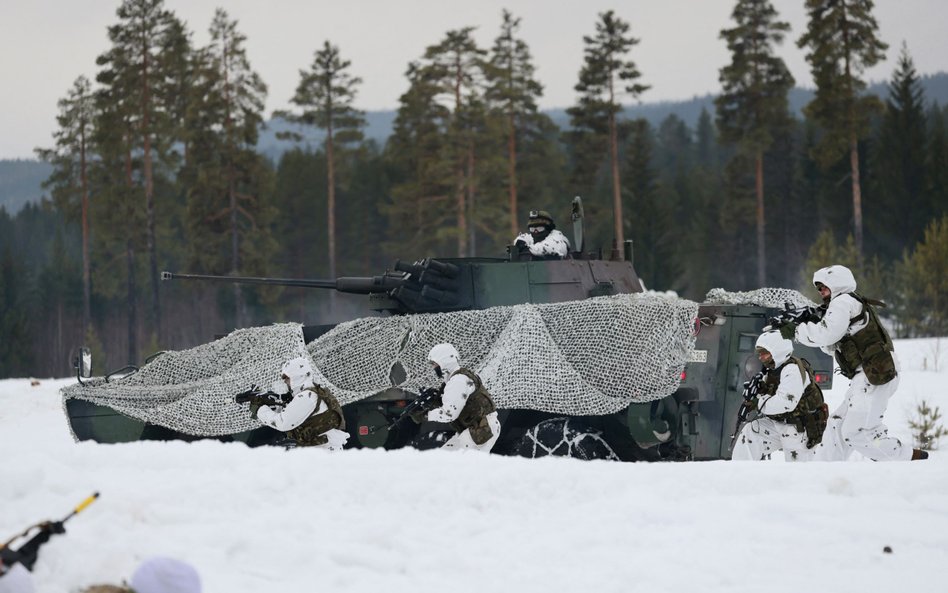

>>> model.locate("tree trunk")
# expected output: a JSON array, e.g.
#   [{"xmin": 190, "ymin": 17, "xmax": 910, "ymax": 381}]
[
  {"xmin": 850, "ymin": 135, "xmax": 864, "ymax": 260},
  {"xmin": 125, "ymin": 147, "xmax": 138, "ymax": 366},
  {"xmin": 126, "ymin": 240, "xmax": 138, "ymax": 366},
  {"xmin": 507, "ymin": 113, "xmax": 518, "ymax": 239},
  {"xmin": 327, "ymin": 124, "xmax": 337, "ymax": 313},
  {"xmin": 609, "ymin": 111, "xmax": 624, "ymax": 257},
  {"xmin": 80, "ymin": 125, "xmax": 91, "ymax": 336},
  {"xmin": 467, "ymin": 144, "xmax": 476, "ymax": 256},
  {"xmin": 755, "ymin": 150, "xmax": 766, "ymax": 286},
  {"xmin": 142, "ymin": 42, "xmax": 161, "ymax": 343}
]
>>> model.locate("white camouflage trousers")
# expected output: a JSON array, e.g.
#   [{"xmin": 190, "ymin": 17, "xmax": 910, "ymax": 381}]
[
  {"xmin": 813, "ymin": 372, "xmax": 911, "ymax": 461},
  {"xmin": 731, "ymin": 417, "xmax": 812, "ymax": 462},
  {"xmin": 442, "ymin": 412, "xmax": 501, "ymax": 452}
]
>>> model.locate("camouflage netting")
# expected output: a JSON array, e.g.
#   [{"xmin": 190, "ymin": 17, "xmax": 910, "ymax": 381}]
[
  {"xmin": 61, "ymin": 294, "xmax": 699, "ymax": 437},
  {"xmin": 704, "ymin": 287, "xmax": 818, "ymax": 310}
]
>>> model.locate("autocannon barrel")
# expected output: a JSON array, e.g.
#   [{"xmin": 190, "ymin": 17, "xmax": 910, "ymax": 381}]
[{"xmin": 161, "ymin": 271, "xmax": 406, "ymax": 294}]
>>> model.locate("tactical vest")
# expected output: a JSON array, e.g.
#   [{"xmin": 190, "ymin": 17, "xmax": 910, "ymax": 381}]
[
  {"xmin": 834, "ymin": 293, "xmax": 896, "ymax": 385},
  {"xmin": 450, "ymin": 368, "xmax": 497, "ymax": 445},
  {"xmin": 287, "ymin": 385, "xmax": 346, "ymax": 447},
  {"xmin": 761, "ymin": 357, "xmax": 829, "ymax": 449}
]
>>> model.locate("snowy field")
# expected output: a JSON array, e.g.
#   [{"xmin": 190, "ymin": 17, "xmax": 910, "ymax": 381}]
[{"xmin": 2, "ymin": 338, "xmax": 947, "ymax": 593}]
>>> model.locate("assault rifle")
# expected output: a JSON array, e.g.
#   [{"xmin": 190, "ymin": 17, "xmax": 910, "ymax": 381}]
[
  {"xmin": 729, "ymin": 370, "xmax": 767, "ymax": 449},
  {"xmin": 369, "ymin": 386, "xmax": 444, "ymax": 435},
  {"xmin": 764, "ymin": 301, "xmax": 826, "ymax": 332},
  {"xmin": 234, "ymin": 385, "xmax": 294, "ymax": 408},
  {"xmin": 0, "ymin": 492, "xmax": 99, "ymax": 574}
]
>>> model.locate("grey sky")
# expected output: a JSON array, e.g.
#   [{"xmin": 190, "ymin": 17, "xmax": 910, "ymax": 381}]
[{"xmin": 2, "ymin": 0, "xmax": 946, "ymax": 159}]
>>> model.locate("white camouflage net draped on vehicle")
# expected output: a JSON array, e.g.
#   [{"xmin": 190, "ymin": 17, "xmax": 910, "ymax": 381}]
[
  {"xmin": 704, "ymin": 287, "xmax": 818, "ymax": 310},
  {"xmin": 61, "ymin": 293, "xmax": 699, "ymax": 437}
]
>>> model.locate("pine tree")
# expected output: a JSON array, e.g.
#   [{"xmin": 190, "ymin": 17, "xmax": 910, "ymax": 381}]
[
  {"xmin": 868, "ymin": 43, "xmax": 928, "ymax": 261},
  {"xmin": 567, "ymin": 10, "xmax": 649, "ymax": 257},
  {"xmin": 798, "ymin": 0, "xmax": 888, "ymax": 258},
  {"xmin": 485, "ymin": 10, "xmax": 544, "ymax": 237},
  {"xmin": 98, "ymin": 0, "xmax": 177, "ymax": 337},
  {"xmin": 716, "ymin": 0, "xmax": 794, "ymax": 286},
  {"xmin": 384, "ymin": 61, "xmax": 454, "ymax": 256},
  {"xmin": 35, "ymin": 76, "xmax": 96, "ymax": 336},
  {"xmin": 422, "ymin": 28, "xmax": 488, "ymax": 256},
  {"xmin": 95, "ymin": 41, "xmax": 147, "ymax": 365},
  {"xmin": 276, "ymin": 41, "xmax": 365, "ymax": 282}
]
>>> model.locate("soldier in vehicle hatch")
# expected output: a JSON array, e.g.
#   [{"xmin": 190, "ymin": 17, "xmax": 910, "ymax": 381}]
[
  {"xmin": 413, "ymin": 343, "xmax": 500, "ymax": 452},
  {"xmin": 786, "ymin": 265, "xmax": 928, "ymax": 462},
  {"xmin": 513, "ymin": 210, "xmax": 570, "ymax": 260},
  {"xmin": 732, "ymin": 331, "xmax": 827, "ymax": 462},
  {"xmin": 252, "ymin": 357, "xmax": 349, "ymax": 450}
]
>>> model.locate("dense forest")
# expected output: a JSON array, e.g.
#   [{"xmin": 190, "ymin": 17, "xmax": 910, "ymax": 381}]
[{"xmin": 2, "ymin": 0, "xmax": 947, "ymax": 378}]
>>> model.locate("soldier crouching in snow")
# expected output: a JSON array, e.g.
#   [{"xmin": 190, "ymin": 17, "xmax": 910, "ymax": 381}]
[
  {"xmin": 252, "ymin": 357, "xmax": 349, "ymax": 450},
  {"xmin": 732, "ymin": 331, "xmax": 827, "ymax": 462},
  {"xmin": 414, "ymin": 343, "xmax": 501, "ymax": 452}
]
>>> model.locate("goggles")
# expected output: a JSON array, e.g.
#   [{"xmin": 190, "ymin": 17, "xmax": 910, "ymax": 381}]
[{"xmin": 529, "ymin": 225, "xmax": 547, "ymax": 233}]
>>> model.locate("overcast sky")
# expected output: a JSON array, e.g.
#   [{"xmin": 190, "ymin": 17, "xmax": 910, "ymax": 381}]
[{"xmin": 2, "ymin": 0, "xmax": 946, "ymax": 159}]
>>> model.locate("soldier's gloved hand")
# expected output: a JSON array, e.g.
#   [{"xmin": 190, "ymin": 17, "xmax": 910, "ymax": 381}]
[
  {"xmin": 249, "ymin": 402, "xmax": 261, "ymax": 420},
  {"xmin": 738, "ymin": 399, "xmax": 756, "ymax": 421},
  {"xmin": 779, "ymin": 322, "xmax": 797, "ymax": 340}
]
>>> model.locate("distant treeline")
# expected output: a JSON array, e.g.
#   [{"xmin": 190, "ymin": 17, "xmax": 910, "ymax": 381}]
[{"xmin": 2, "ymin": 0, "xmax": 948, "ymax": 378}]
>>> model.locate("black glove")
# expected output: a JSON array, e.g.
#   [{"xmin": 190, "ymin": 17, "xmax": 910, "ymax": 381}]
[{"xmin": 779, "ymin": 322, "xmax": 797, "ymax": 340}]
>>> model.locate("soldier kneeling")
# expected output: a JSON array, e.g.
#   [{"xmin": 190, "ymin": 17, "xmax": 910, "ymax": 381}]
[
  {"xmin": 253, "ymin": 357, "xmax": 349, "ymax": 450},
  {"xmin": 732, "ymin": 331, "xmax": 827, "ymax": 462},
  {"xmin": 415, "ymin": 343, "xmax": 500, "ymax": 452}
]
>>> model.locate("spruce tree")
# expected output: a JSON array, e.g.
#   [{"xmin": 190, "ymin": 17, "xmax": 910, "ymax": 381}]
[
  {"xmin": 485, "ymin": 10, "xmax": 544, "ymax": 237},
  {"xmin": 927, "ymin": 104, "xmax": 948, "ymax": 221},
  {"xmin": 868, "ymin": 43, "xmax": 928, "ymax": 261},
  {"xmin": 35, "ymin": 76, "xmax": 96, "ymax": 336},
  {"xmin": 716, "ymin": 0, "xmax": 794, "ymax": 286},
  {"xmin": 567, "ymin": 10, "xmax": 648, "ymax": 257},
  {"xmin": 275, "ymin": 40, "xmax": 365, "ymax": 282},
  {"xmin": 798, "ymin": 0, "xmax": 888, "ymax": 257}
]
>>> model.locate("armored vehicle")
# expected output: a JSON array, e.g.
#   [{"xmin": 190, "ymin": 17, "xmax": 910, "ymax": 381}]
[{"xmin": 64, "ymin": 198, "xmax": 833, "ymax": 460}]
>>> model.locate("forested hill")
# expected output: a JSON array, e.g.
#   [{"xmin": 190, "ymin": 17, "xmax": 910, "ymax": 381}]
[{"xmin": 3, "ymin": 72, "xmax": 948, "ymax": 212}]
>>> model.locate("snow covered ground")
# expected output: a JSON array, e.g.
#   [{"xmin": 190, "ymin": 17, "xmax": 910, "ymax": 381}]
[{"xmin": 1, "ymin": 338, "xmax": 947, "ymax": 593}]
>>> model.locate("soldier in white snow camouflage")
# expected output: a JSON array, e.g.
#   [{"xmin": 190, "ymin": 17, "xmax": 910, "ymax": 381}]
[{"xmin": 513, "ymin": 210, "xmax": 570, "ymax": 260}]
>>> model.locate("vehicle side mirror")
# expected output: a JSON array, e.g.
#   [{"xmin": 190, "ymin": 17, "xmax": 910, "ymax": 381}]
[{"xmin": 75, "ymin": 347, "xmax": 92, "ymax": 383}]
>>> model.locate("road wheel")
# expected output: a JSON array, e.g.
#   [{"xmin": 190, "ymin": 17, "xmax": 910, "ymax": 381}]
[{"xmin": 514, "ymin": 417, "xmax": 619, "ymax": 461}]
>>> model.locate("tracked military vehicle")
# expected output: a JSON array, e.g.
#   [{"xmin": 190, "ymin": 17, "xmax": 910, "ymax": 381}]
[{"xmin": 63, "ymin": 198, "xmax": 833, "ymax": 460}]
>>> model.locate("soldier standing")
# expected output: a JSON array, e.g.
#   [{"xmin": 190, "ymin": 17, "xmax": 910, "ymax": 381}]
[
  {"xmin": 732, "ymin": 331, "xmax": 827, "ymax": 462},
  {"xmin": 420, "ymin": 343, "xmax": 500, "ymax": 452},
  {"xmin": 253, "ymin": 357, "xmax": 349, "ymax": 450},
  {"xmin": 513, "ymin": 210, "xmax": 570, "ymax": 260},
  {"xmin": 788, "ymin": 265, "xmax": 927, "ymax": 461}
]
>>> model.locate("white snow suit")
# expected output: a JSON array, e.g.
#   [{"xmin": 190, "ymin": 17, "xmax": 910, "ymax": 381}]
[
  {"xmin": 426, "ymin": 344, "xmax": 500, "ymax": 452},
  {"xmin": 256, "ymin": 357, "xmax": 349, "ymax": 450},
  {"xmin": 794, "ymin": 265, "xmax": 911, "ymax": 462},
  {"xmin": 514, "ymin": 229, "xmax": 570, "ymax": 259},
  {"xmin": 732, "ymin": 332, "xmax": 813, "ymax": 462}
]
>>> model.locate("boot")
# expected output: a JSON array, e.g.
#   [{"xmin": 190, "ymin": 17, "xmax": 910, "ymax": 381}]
[{"xmin": 911, "ymin": 448, "xmax": 929, "ymax": 460}]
